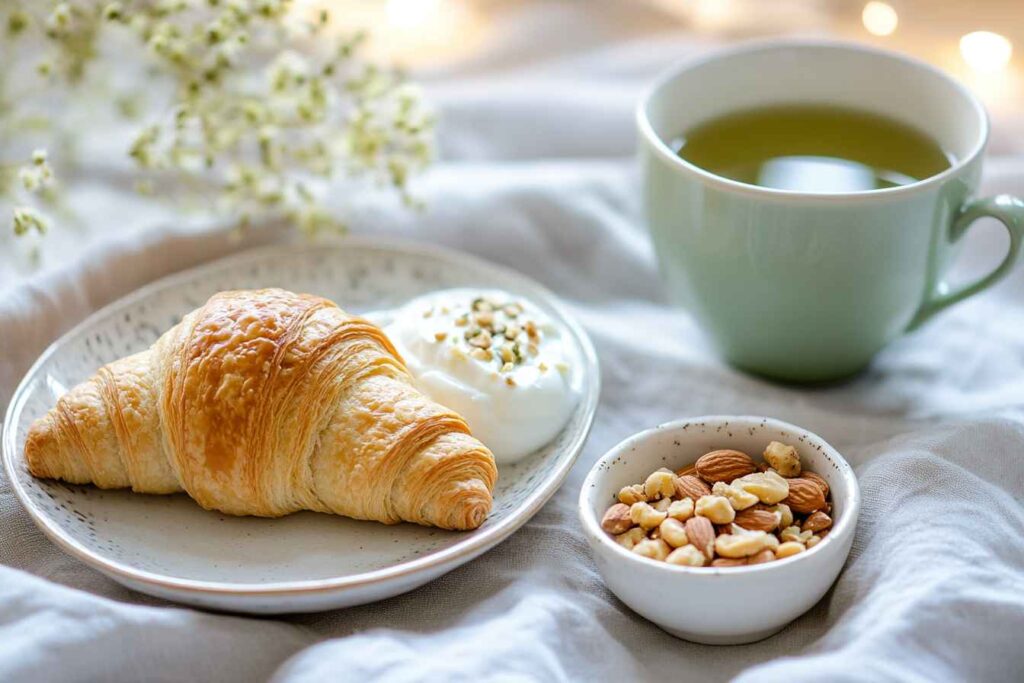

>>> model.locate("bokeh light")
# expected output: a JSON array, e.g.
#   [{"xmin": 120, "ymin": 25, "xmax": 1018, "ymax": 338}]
[
  {"xmin": 960, "ymin": 31, "xmax": 1013, "ymax": 73},
  {"xmin": 862, "ymin": 2, "xmax": 898, "ymax": 37}
]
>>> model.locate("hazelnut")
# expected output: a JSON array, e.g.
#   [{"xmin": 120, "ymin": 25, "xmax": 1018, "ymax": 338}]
[
  {"xmin": 733, "ymin": 470, "xmax": 790, "ymax": 504},
  {"xmin": 780, "ymin": 525, "xmax": 813, "ymax": 544},
  {"xmin": 711, "ymin": 558, "xmax": 748, "ymax": 567},
  {"xmin": 651, "ymin": 496, "xmax": 673, "ymax": 513},
  {"xmin": 630, "ymin": 502, "xmax": 667, "ymax": 530},
  {"xmin": 614, "ymin": 527, "xmax": 646, "ymax": 550},
  {"xmin": 659, "ymin": 518, "xmax": 689, "ymax": 548},
  {"xmin": 695, "ymin": 495, "xmax": 736, "ymax": 525},
  {"xmin": 666, "ymin": 497, "xmax": 694, "ymax": 521},
  {"xmin": 632, "ymin": 538, "xmax": 671, "ymax": 561},
  {"xmin": 776, "ymin": 541, "xmax": 805, "ymax": 559},
  {"xmin": 666, "ymin": 545, "xmax": 706, "ymax": 567},
  {"xmin": 769, "ymin": 503, "xmax": 794, "ymax": 529},
  {"xmin": 711, "ymin": 481, "xmax": 759, "ymax": 511},
  {"xmin": 643, "ymin": 470, "xmax": 676, "ymax": 500},
  {"xmin": 715, "ymin": 530, "xmax": 778, "ymax": 558},
  {"xmin": 617, "ymin": 484, "xmax": 647, "ymax": 505},
  {"xmin": 763, "ymin": 441, "xmax": 802, "ymax": 477},
  {"xmin": 747, "ymin": 549, "xmax": 776, "ymax": 565}
]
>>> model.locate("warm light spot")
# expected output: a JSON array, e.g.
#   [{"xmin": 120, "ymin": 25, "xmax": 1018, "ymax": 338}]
[
  {"xmin": 386, "ymin": 0, "xmax": 443, "ymax": 32},
  {"xmin": 862, "ymin": 2, "xmax": 898, "ymax": 37},
  {"xmin": 960, "ymin": 31, "xmax": 1013, "ymax": 73},
  {"xmin": 690, "ymin": 0, "xmax": 737, "ymax": 30}
]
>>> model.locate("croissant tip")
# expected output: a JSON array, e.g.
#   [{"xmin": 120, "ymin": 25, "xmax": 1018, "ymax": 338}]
[
  {"xmin": 464, "ymin": 504, "xmax": 489, "ymax": 531},
  {"xmin": 25, "ymin": 416, "xmax": 55, "ymax": 479},
  {"xmin": 448, "ymin": 494, "xmax": 492, "ymax": 531}
]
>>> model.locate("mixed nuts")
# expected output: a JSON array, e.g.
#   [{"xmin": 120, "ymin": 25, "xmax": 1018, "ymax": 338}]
[{"xmin": 600, "ymin": 441, "xmax": 833, "ymax": 567}]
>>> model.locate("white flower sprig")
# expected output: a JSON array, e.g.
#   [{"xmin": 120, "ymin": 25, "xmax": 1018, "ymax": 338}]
[{"xmin": 1, "ymin": 0, "xmax": 435, "ymax": 241}]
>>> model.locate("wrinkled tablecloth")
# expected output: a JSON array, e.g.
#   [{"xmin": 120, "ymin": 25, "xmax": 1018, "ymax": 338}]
[{"xmin": 3, "ymin": 2, "xmax": 1024, "ymax": 681}]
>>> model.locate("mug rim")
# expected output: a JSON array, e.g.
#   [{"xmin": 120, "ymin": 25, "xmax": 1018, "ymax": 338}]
[{"xmin": 636, "ymin": 38, "xmax": 990, "ymax": 203}]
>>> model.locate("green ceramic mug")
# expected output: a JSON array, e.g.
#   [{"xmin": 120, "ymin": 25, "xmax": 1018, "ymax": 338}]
[{"xmin": 639, "ymin": 40, "xmax": 1024, "ymax": 382}]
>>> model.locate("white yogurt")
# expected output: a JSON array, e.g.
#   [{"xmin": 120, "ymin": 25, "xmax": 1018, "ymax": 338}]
[{"xmin": 377, "ymin": 288, "xmax": 580, "ymax": 465}]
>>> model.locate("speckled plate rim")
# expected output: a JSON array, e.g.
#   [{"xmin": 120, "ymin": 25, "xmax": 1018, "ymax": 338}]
[{"xmin": 2, "ymin": 237, "xmax": 600, "ymax": 596}]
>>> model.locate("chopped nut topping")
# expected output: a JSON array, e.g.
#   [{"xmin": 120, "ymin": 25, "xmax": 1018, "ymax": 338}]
[
  {"xmin": 416, "ymin": 293, "xmax": 557, "ymax": 389},
  {"xmin": 499, "ymin": 345, "xmax": 515, "ymax": 363}
]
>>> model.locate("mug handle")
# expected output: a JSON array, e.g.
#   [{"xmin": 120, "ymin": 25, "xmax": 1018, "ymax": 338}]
[{"xmin": 909, "ymin": 195, "xmax": 1024, "ymax": 330}]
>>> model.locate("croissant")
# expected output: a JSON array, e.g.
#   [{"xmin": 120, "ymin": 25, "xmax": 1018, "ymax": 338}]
[{"xmin": 25, "ymin": 288, "xmax": 497, "ymax": 530}]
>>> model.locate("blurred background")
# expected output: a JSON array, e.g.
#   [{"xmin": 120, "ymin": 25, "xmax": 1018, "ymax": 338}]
[
  {"xmin": 329, "ymin": 0, "xmax": 1024, "ymax": 137},
  {"xmin": 325, "ymin": 0, "xmax": 1024, "ymax": 111},
  {"xmin": 4, "ymin": 0, "xmax": 1024, "ymax": 286}
]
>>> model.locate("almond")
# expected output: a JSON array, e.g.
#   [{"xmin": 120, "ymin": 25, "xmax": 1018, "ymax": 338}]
[
  {"xmin": 803, "ymin": 471, "xmax": 830, "ymax": 498},
  {"xmin": 711, "ymin": 557, "xmax": 747, "ymax": 567},
  {"xmin": 600, "ymin": 503, "xmax": 633, "ymax": 534},
  {"xmin": 695, "ymin": 449, "xmax": 757, "ymax": 483},
  {"xmin": 675, "ymin": 463, "xmax": 698, "ymax": 477},
  {"xmin": 802, "ymin": 510, "xmax": 832, "ymax": 533},
  {"xmin": 684, "ymin": 516, "xmax": 716, "ymax": 559},
  {"xmin": 733, "ymin": 508, "xmax": 781, "ymax": 532},
  {"xmin": 673, "ymin": 474, "xmax": 711, "ymax": 501},
  {"xmin": 783, "ymin": 478, "xmax": 827, "ymax": 514}
]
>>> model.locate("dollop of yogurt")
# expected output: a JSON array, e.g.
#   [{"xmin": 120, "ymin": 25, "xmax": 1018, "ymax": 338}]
[{"xmin": 376, "ymin": 288, "xmax": 580, "ymax": 465}]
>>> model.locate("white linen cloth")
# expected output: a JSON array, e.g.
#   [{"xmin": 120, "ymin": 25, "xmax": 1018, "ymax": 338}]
[{"xmin": 3, "ymin": 3, "xmax": 1024, "ymax": 681}]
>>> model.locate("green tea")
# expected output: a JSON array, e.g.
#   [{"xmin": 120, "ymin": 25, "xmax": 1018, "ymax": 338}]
[{"xmin": 672, "ymin": 104, "xmax": 952, "ymax": 193}]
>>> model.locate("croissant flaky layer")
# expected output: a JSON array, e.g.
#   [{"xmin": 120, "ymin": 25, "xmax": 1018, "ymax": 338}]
[{"xmin": 26, "ymin": 288, "xmax": 497, "ymax": 530}]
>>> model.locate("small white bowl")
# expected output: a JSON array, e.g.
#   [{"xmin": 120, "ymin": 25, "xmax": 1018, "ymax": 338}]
[{"xmin": 579, "ymin": 416, "xmax": 860, "ymax": 645}]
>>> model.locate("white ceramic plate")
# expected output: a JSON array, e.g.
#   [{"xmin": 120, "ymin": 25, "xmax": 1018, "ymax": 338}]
[{"xmin": 3, "ymin": 238, "xmax": 599, "ymax": 614}]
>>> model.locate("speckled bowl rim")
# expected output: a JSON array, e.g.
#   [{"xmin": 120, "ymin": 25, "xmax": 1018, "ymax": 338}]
[
  {"xmin": 2, "ymin": 237, "xmax": 600, "ymax": 596},
  {"xmin": 579, "ymin": 416, "xmax": 860, "ymax": 576}
]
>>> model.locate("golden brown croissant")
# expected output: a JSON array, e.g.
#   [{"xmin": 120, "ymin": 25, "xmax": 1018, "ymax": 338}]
[{"xmin": 25, "ymin": 288, "xmax": 497, "ymax": 530}]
